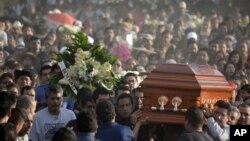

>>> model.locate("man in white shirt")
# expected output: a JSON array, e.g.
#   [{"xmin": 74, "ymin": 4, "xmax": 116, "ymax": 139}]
[
  {"xmin": 29, "ymin": 84, "xmax": 76, "ymax": 141},
  {"xmin": 206, "ymin": 100, "xmax": 231, "ymax": 141}
]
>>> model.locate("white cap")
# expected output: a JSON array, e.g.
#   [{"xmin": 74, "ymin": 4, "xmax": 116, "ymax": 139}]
[
  {"xmin": 73, "ymin": 20, "xmax": 82, "ymax": 28},
  {"xmin": 179, "ymin": 1, "xmax": 186, "ymax": 8},
  {"xmin": 165, "ymin": 59, "xmax": 177, "ymax": 64},
  {"xmin": 13, "ymin": 21, "xmax": 23, "ymax": 28},
  {"xmin": 187, "ymin": 32, "xmax": 198, "ymax": 41}
]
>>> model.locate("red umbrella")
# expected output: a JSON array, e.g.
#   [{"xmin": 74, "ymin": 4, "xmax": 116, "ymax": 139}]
[{"xmin": 47, "ymin": 12, "xmax": 76, "ymax": 25}]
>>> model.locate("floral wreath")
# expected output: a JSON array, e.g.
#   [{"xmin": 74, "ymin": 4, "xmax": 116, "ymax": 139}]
[{"xmin": 49, "ymin": 32, "xmax": 120, "ymax": 98}]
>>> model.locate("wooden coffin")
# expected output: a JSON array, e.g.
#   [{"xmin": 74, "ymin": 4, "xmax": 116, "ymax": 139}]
[{"xmin": 140, "ymin": 64, "xmax": 233, "ymax": 124}]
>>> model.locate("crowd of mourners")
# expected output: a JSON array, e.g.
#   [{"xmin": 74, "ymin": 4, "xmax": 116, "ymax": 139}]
[{"xmin": 1, "ymin": 0, "xmax": 250, "ymax": 141}]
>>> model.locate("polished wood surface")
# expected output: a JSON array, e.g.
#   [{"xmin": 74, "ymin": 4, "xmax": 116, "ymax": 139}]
[{"xmin": 140, "ymin": 63, "xmax": 233, "ymax": 124}]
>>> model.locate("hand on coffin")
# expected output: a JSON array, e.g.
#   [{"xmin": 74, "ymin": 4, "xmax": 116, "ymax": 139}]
[
  {"xmin": 203, "ymin": 107, "xmax": 213, "ymax": 118},
  {"xmin": 137, "ymin": 116, "xmax": 149, "ymax": 126},
  {"xmin": 130, "ymin": 110, "xmax": 142, "ymax": 125},
  {"xmin": 130, "ymin": 110, "xmax": 149, "ymax": 125}
]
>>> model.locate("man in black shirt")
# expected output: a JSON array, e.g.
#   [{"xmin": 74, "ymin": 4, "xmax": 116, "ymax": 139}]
[{"xmin": 178, "ymin": 106, "xmax": 213, "ymax": 141}]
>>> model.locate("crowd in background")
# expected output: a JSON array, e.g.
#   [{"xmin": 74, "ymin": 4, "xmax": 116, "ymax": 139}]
[{"xmin": 0, "ymin": 0, "xmax": 250, "ymax": 141}]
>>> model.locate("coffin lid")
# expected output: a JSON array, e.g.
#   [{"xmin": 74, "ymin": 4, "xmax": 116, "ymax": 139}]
[{"xmin": 141, "ymin": 63, "xmax": 233, "ymax": 92}]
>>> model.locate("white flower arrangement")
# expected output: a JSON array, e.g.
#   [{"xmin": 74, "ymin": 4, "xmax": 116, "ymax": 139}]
[
  {"xmin": 67, "ymin": 48, "xmax": 113, "ymax": 89},
  {"xmin": 50, "ymin": 32, "xmax": 119, "ymax": 96}
]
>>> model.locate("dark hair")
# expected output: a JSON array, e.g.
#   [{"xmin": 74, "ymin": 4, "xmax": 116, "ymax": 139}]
[
  {"xmin": 14, "ymin": 69, "xmax": 33, "ymax": 82},
  {"xmin": 46, "ymin": 84, "xmax": 63, "ymax": 98},
  {"xmin": 198, "ymin": 47, "xmax": 209, "ymax": 53},
  {"xmin": 39, "ymin": 65, "xmax": 52, "ymax": 76},
  {"xmin": 123, "ymin": 17, "xmax": 133, "ymax": 23},
  {"xmin": 92, "ymin": 86, "xmax": 112, "ymax": 102},
  {"xmin": 238, "ymin": 103, "xmax": 250, "ymax": 109},
  {"xmin": 76, "ymin": 87, "xmax": 92, "ymax": 102},
  {"xmin": 3, "ymin": 58, "xmax": 19, "ymax": 70},
  {"xmin": 115, "ymin": 82, "xmax": 130, "ymax": 97},
  {"xmin": 51, "ymin": 127, "xmax": 76, "ymax": 141},
  {"xmin": 209, "ymin": 39, "xmax": 219, "ymax": 46},
  {"xmin": 227, "ymin": 50, "xmax": 242, "ymax": 69},
  {"xmin": 20, "ymin": 85, "xmax": 34, "ymax": 96},
  {"xmin": 124, "ymin": 72, "xmax": 138, "ymax": 81},
  {"xmin": 22, "ymin": 24, "xmax": 33, "ymax": 31},
  {"xmin": 81, "ymin": 94, "xmax": 94, "ymax": 108},
  {"xmin": 0, "ymin": 122, "xmax": 16, "ymax": 141},
  {"xmin": 6, "ymin": 83, "xmax": 19, "ymax": 95},
  {"xmin": 243, "ymin": 96, "xmax": 250, "ymax": 103},
  {"xmin": 116, "ymin": 93, "xmax": 134, "ymax": 106},
  {"xmin": 96, "ymin": 100, "xmax": 115, "ymax": 123},
  {"xmin": 132, "ymin": 87, "xmax": 143, "ymax": 94},
  {"xmin": 8, "ymin": 108, "xmax": 27, "ymax": 126},
  {"xmin": 132, "ymin": 64, "xmax": 145, "ymax": 72},
  {"xmin": 27, "ymin": 36, "xmax": 40, "ymax": 43},
  {"xmin": 222, "ymin": 62, "xmax": 236, "ymax": 79},
  {"xmin": 218, "ymin": 21, "xmax": 228, "ymax": 28},
  {"xmin": 135, "ymin": 52, "xmax": 148, "ymax": 60},
  {"xmin": 185, "ymin": 106, "xmax": 205, "ymax": 129},
  {"xmin": 0, "ymin": 91, "xmax": 14, "ymax": 119},
  {"xmin": 240, "ymin": 84, "xmax": 250, "ymax": 90},
  {"xmin": 51, "ymin": 63, "xmax": 61, "ymax": 73},
  {"xmin": 240, "ymin": 84, "xmax": 250, "ymax": 93},
  {"xmin": 187, "ymin": 38, "xmax": 197, "ymax": 45},
  {"xmin": 76, "ymin": 111, "xmax": 97, "ymax": 133},
  {"xmin": 0, "ymin": 72, "xmax": 14, "ymax": 84},
  {"xmin": 236, "ymin": 25, "xmax": 246, "ymax": 36},
  {"xmin": 214, "ymin": 100, "xmax": 232, "ymax": 115},
  {"xmin": 104, "ymin": 26, "xmax": 114, "ymax": 33}
]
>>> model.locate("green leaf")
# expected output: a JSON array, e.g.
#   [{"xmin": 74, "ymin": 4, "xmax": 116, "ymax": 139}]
[{"xmin": 49, "ymin": 32, "xmax": 121, "ymax": 99}]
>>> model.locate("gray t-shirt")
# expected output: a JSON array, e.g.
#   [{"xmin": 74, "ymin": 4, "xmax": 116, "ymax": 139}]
[{"xmin": 29, "ymin": 107, "xmax": 76, "ymax": 141}]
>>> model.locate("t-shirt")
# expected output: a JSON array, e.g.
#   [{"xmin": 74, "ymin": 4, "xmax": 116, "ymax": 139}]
[
  {"xmin": 177, "ymin": 131, "xmax": 214, "ymax": 141},
  {"xmin": 29, "ymin": 107, "xmax": 76, "ymax": 141},
  {"xmin": 35, "ymin": 83, "xmax": 49, "ymax": 104},
  {"xmin": 16, "ymin": 134, "xmax": 29, "ymax": 141},
  {"xmin": 96, "ymin": 122, "xmax": 134, "ymax": 141}
]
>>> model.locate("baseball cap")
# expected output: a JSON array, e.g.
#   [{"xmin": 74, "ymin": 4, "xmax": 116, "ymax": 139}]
[
  {"xmin": 187, "ymin": 32, "xmax": 198, "ymax": 41},
  {"xmin": 179, "ymin": 1, "xmax": 187, "ymax": 8},
  {"xmin": 13, "ymin": 21, "xmax": 23, "ymax": 28}
]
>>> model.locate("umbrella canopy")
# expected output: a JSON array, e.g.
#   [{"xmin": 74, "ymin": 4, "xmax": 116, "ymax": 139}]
[{"xmin": 47, "ymin": 12, "xmax": 76, "ymax": 25}]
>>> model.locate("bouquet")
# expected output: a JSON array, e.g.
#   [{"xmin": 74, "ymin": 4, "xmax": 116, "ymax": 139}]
[{"xmin": 49, "ymin": 32, "xmax": 120, "ymax": 97}]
